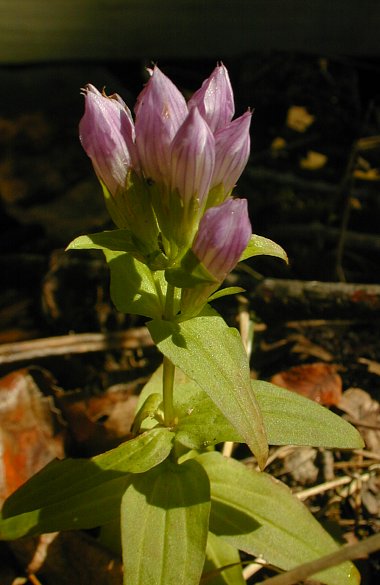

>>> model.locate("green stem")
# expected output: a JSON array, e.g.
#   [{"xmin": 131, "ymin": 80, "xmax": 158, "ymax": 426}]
[
  {"xmin": 162, "ymin": 282, "xmax": 176, "ymax": 426},
  {"xmin": 164, "ymin": 282, "xmax": 176, "ymax": 320},
  {"xmin": 163, "ymin": 356, "xmax": 175, "ymax": 426}
]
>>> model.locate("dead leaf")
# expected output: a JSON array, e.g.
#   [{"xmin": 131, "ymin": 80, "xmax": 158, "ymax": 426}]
[
  {"xmin": 0, "ymin": 368, "xmax": 65, "ymax": 502},
  {"xmin": 271, "ymin": 136, "xmax": 287, "ymax": 151},
  {"xmin": 284, "ymin": 447, "xmax": 319, "ymax": 486},
  {"xmin": 270, "ymin": 362, "xmax": 342, "ymax": 406},
  {"xmin": 57, "ymin": 382, "xmax": 140, "ymax": 455},
  {"xmin": 356, "ymin": 135, "xmax": 380, "ymax": 151},
  {"xmin": 339, "ymin": 388, "xmax": 380, "ymax": 452},
  {"xmin": 358, "ymin": 357, "xmax": 380, "ymax": 376},
  {"xmin": 353, "ymin": 168, "xmax": 380, "ymax": 181},
  {"xmin": 299, "ymin": 150, "xmax": 327, "ymax": 170},
  {"xmin": 286, "ymin": 106, "xmax": 315, "ymax": 132}
]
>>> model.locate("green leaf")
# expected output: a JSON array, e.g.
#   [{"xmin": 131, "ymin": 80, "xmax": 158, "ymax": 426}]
[
  {"xmin": 207, "ymin": 287, "xmax": 245, "ymax": 302},
  {"xmin": 137, "ymin": 365, "xmax": 240, "ymax": 445},
  {"xmin": 203, "ymin": 532, "xmax": 245, "ymax": 585},
  {"xmin": 104, "ymin": 250, "xmax": 165, "ymax": 319},
  {"xmin": 174, "ymin": 382, "xmax": 240, "ymax": 449},
  {"xmin": 132, "ymin": 392, "xmax": 163, "ymax": 434},
  {"xmin": 0, "ymin": 476, "xmax": 129, "ymax": 540},
  {"xmin": 197, "ymin": 452, "xmax": 360, "ymax": 585},
  {"xmin": 121, "ymin": 458, "xmax": 210, "ymax": 585},
  {"xmin": 0, "ymin": 428, "xmax": 174, "ymax": 539},
  {"xmin": 252, "ymin": 380, "xmax": 364, "ymax": 449},
  {"xmin": 239, "ymin": 234, "xmax": 288, "ymax": 263},
  {"xmin": 66, "ymin": 229, "xmax": 138, "ymax": 254},
  {"xmin": 147, "ymin": 307, "xmax": 268, "ymax": 468},
  {"xmin": 138, "ymin": 367, "xmax": 363, "ymax": 450}
]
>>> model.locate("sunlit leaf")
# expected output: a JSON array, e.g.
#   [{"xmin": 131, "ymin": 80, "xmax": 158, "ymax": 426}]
[
  {"xmin": 253, "ymin": 380, "xmax": 364, "ymax": 449},
  {"xmin": 66, "ymin": 229, "xmax": 137, "ymax": 253},
  {"xmin": 239, "ymin": 234, "xmax": 288, "ymax": 263},
  {"xmin": 198, "ymin": 452, "xmax": 360, "ymax": 585},
  {"xmin": 121, "ymin": 458, "xmax": 210, "ymax": 585},
  {"xmin": 0, "ymin": 428, "xmax": 174, "ymax": 539},
  {"xmin": 207, "ymin": 287, "xmax": 245, "ymax": 302},
  {"xmin": 138, "ymin": 367, "xmax": 362, "ymax": 450},
  {"xmin": 148, "ymin": 306, "xmax": 268, "ymax": 468}
]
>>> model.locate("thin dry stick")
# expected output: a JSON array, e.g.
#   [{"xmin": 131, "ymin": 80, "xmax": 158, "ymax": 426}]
[
  {"xmin": 354, "ymin": 448, "xmax": 380, "ymax": 462},
  {"xmin": 243, "ymin": 559, "xmax": 267, "ymax": 580},
  {"xmin": 295, "ymin": 470, "xmax": 373, "ymax": 501},
  {"xmin": 256, "ymin": 532, "xmax": 380, "ymax": 585},
  {"xmin": 0, "ymin": 328, "xmax": 153, "ymax": 364}
]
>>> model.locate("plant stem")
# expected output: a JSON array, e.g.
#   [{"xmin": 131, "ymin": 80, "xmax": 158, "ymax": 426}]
[
  {"xmin": 163, "ymin": 356, "xmax": 175, "ymax": 426},
  {"xmin": 164, "ymin": 282, "xmax": 176, "ymax": 320},
  {"xmin": 162, "ymin": 282, "xmax": 176, "ymax": 426}
]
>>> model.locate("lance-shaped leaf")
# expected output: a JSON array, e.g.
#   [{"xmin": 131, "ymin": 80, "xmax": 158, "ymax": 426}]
[
  {"xmin": 147, "ymin": 306, "xmax": 268, "ymax": 468},
  {"xmin": 252, "ymin": 380, "xmax": 364, "ymax": 449},
  {"xmin": 67, "ymin": 229, "xmax": 139, "ymax": 254},
  {"xmin": 203, "ymin": 531, "xmax": 245, "ymax": 585},
  {"xmin": 239, "ymin": 234, "xmax": 288, "ymax": 263},
  {"xmin": 198, "ymin": 452, "xmax": 360, "ymax": 585},
  {"xmin": 0, "ymin": 428, "xmax": 174, "ymax": 540},
  {"xmin": 121, "ymin": 458, "xmax": 210, "ymax": 585}
]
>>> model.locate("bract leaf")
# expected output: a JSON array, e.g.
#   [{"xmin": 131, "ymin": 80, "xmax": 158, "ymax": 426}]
[
  {"xmin": 147, "ymin": 307, "xmax": 268, "ymax": 468},
  {"xmin": 66, "ymin": 229, "xmax": 137, "ymax": 254},
  {"xmin": 239, "ymin": 234, "xmax": 288, "ymax": 263},
  {"xmin": 121, "ymin": 458, "xmax": 210, "ymax": 585},
  {"xmin": 0, "ymin": 428, "xmax": 174, "ymax": 539},
  {"xmin": 198, "ymin": 452, "xmax": 360, "ymax": 585},
  {"xmin": 252, "ymin": 380, "xmax": 364, "ymax": 449},
  {"xmin": 104, "ymin": 250, "xmax": 165, "ymax": 318},
  {"xmin": 207, "ymin": 287, "xmax": 245, "ymax": 302},
  {"xmin": 203, "ymin": 532, "xmax": 245, "ymax": 585}
]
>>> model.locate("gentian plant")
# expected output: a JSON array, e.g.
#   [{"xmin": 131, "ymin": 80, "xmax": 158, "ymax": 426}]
[{"xmin": 0, "ymin": 64, "xmax": 364, "ymax": 585}]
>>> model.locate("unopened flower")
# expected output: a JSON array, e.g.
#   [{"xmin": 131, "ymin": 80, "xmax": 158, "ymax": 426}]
[
  {"xmin": 79, "ymin": 85, "xmax": 133, "ymax": 204},
  {"xmin": 134, "ymin": 66, "xmax": 187, "ymax": 184},
  {"xmin": 209, "ymin": 111, "xmax": 251, "ymax": 206},
  {"xmin": 180, "ymin": 198, "xmax": 251, "ymax": 315},
  {"xmin": 192, "ymin": 197, "xmax": 251, "ymax": 281},
  {"xmin": 79, "ymin": 85, "xmax": 159, "ymax": 260},
  {"xmin": 79, "ymin": 64, "xmax": 251, "ymax": 264},
  {"xmin": 188, "ymin": 63, "xmax": 235, "ymax": 132}
]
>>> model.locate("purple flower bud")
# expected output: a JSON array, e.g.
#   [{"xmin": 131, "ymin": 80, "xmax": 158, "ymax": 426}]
[
  {"xmin": 188, "ymin": 63, "xmax": 235, "ymax": 133},
  {"xmin": 170, "ymin": 107, "xmax": 215, "ymax": 209},
  {"xmin": 79, "ymin": 84, "xmax": 134, "ymax": 197},
  {"xmin": 211, "ymin": 110, "xmax": 252, "ymax": 199},
  {"xmin": 134, "ymin": 66, "xmax": 188, "ymax": 183},
  {"xmin": 192, "ymin": 198, "xmax": 251, "ymax": 281}
]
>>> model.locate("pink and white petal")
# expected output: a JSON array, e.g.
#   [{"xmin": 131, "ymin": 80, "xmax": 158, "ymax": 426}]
[
  {"xmin": 170, "ymin": 107, "xmax": 215, "ymax": 207},
  {"xmin": 188, "ymin": 63, "xmax": 235, "ymax": 133},
  {"xmin": 212, "ymin": 111, "xmax": 251, "ymax": 195}
]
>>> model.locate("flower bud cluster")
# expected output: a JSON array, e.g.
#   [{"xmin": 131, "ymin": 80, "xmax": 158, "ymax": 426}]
[{"xmin": 80, "ymin": 64, "xmax": 252, "ymax": 315}]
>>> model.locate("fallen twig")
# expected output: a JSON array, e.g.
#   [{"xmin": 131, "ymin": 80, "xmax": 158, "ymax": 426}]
[
  {"xmin": 0, "ymin": 328, "xmax": 153, "ymax": 365},
  {"xmin": 245, "ymin": 277, "xmax": 380, "ymax": 320}
]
